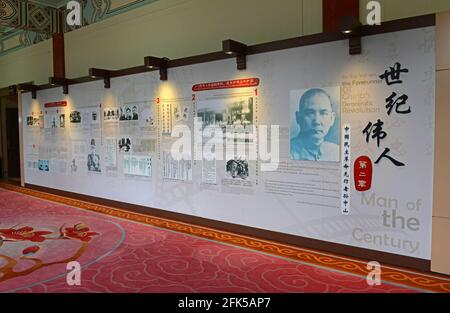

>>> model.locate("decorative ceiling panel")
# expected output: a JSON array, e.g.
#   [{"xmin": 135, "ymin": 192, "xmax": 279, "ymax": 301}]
[
  {"xmin": 29, "ymin": 1, "xmax": 69, "ymax": 8},
  {"xmin": 0, "ymin": 0, "xmax": 22, "ymax": 29},
  {"xmin": 0, "ymin": 0, "xmax": 60, "ymax": 34},
  {"xmin": 0, "ymin": 0, "xmax": 158, "ymax": 57}
]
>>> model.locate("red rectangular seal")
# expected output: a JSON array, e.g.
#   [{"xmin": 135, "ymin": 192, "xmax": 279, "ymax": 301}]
[{"xmin": 354, "ymin": 156, "xmax": 373, "ymax": 192}]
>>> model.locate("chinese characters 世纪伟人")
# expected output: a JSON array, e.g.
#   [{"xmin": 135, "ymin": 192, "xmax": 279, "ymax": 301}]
[{"xmin": 362, "ymin": 62, "xmax": 411, "ymax": 167}]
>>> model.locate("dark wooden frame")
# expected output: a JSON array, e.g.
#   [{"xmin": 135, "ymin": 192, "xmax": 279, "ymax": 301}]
[
  {"xmin": 222, "ymin": 39, "xmax": 248, "ymax": 70},
  {"xmin": 144, "ymin": 56, "xmax": 169, "ymax": 81},
  {"xmin": 19, "ymin": 14, "xmax": 436, "ymax": 272},
  {"xmin": 89, "ymin": 68, "xmax": 112, "ymax": 88},
  {"xmin": 0, "ymin": 85, "xmax": 17, "ymax": 98}
]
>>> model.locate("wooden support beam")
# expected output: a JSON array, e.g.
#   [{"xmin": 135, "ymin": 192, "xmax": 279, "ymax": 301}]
[
  {"xmin": 52, "ymin": 32, "xmax": 65, "ymax": 78},
  {"xmin": 52, "ymin": 10, "xmax": 65, "ymax": 78}
]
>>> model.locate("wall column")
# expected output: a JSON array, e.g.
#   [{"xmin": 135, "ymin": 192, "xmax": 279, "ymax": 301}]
[
  {"xmin": 432, "ymin": 11, "xmax": 450, "ymax": 275},
  {"xmin": 0, "ymin": 99, "xmax": 7, "ymax": 178},
  {"xmin": 52, "ymin": 11, "xmax": 65, "ymax": 78},
  {"xmin": 323, "ymin": 0, "xmax": 359, "ymax": 32},
  {"xmin": 17, "ymin": 92, "xmax": 24, "ymax": 187}
]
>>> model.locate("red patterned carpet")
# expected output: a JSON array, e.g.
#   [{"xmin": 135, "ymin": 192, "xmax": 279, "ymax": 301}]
[{"xmin": 0, "ymin": 186, "xmax": 446, "ymax": 293}]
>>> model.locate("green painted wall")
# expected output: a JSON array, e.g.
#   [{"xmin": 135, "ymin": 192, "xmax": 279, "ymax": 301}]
[
  {"xmin": 2, "ymin": 0, "xmax": 450, "ymax": 89},
  {"xmin": 0, "ymin": 39, "xmax": 53, "ymax": 88},
  {"xmin": 0, "ymin": 0, "xmax": 321, "ymax": 88},
  {"xmin": 64, "ymin": 0, "xmax": 320, "ymax": 78},
  {"xmin": 359, "ymin": 0, "xmax": 450, "ymax": 24}
]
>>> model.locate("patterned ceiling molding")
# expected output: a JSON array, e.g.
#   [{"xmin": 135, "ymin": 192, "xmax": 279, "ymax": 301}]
[
  {"xmin": 0, "ymin": 0, "xmax": 158, "ymax": 57},
  {"xmin": 0, "ymin": 0, "xmax": 21, "ymax": 29},
  {"xmin": 0, "ymin": 0, "xmax": 60, "ymax": 34},
  {"xmin": 30, "ymin": 1, "xmax": 71, "ymax": 9}
]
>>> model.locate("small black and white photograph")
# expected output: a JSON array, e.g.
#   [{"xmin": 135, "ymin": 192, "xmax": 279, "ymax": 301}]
[
  {"xmin": 70, "ymin": 111, "xmax": 81, "ymax": 123},
  {"xmin": 38, "ymin": 159, "xmax": 49, "ymax": 172},
  {"xmin": 104, "ymin": 108, "xmax": 120, "ymax": 122},
  {"xmin": 26, "ymin": 115, "xmax": 42, "ymax": 127},
  {"xmin": 118, "ymin": 137, "xmax": 132, "ymax": 152},
  {"xmin": 197, "ymin": 96, "xmax": 253, "ymax": 130},
  {"xmin": 174, "ymin": 104, "xmax": 190, "ymax": 122},
  {"xmin": 59, "ymin": 114, "xmax": 66, "ymax": 128},
  {"xmin": 50, "ymin": 115, "xmax": 58, "ymax": 128},
  {"xmin": 87, "ymin": 138, "xmax": 101, "ymax": 172},
  {"xmin": 145, "ymin": 114, "xmax": 155, "ymax": 127},
  {"xmin": 182, "ymin": 106, "xmax": 190, "ymax": 120},
  {"xmin": 139, "ymin": 105, "xmax": 156, "ymax": 128},
  {"xmin": 70, "ymin": 158, "xmax": 78, "ymax": 174},
  {"xmin": 79, "ymin": 108, "xmax": 100, "ymax": 127},
  {"xmin": 38, "ymin": 115, "xmax": 44, "ymax": 128},
  {"xmin": 226, "ymin": 158, "xmax": 249, "ymax": 180},
  {"xmin": 119, "ymin": 104, "xmax": 139, "ymax": 121}
]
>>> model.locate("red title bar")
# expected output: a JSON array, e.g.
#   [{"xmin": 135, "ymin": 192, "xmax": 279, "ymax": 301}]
[
  {"xmin": 44, "ymin": 101, "xmax": 67, "ymax": 108},
  {"xmin": 192, "ymin": 78, "xmax": 260, "ymax": 92}
]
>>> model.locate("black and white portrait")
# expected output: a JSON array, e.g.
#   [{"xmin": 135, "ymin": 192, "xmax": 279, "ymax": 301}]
[
  {"xmin": 140, "ymin": 106, "xmax": 155, "ymax": 128},
  {"xmin": 290, "ymin": 87, "xmax": 340, "ymax": 162},
  {"xmin": 70, "ymin": 158, "xmax": 78, "ymax": 174},
  {"xmin": 87, "ymin": 138, "xmax": 101, "ymax": 172},
  {"xmin": 118, "ymin": 138, "xmax": 132, "ymax": 152},
  {"xmin": 226, "ymin": 158, "xmax": 249, "ymax": 180},
  {"xmin": 103, "ymin": 108, "xmax": 119, "ymax": 122},
  {"xmin": 59, "ymin": 114, "xmax": 65, "ymax": 128},
  {"xmin": 38, "ymin": 159, "xmax": 49, "ymax": 172},
  {"xmin": 119, "ymin": 105, "xmax": 139, "ymax": 121},
  {"xmin": 51, "ymin": 115, "xmax": 58, "ymax": 128},
  {"xmin": 70, "ymin": 111, "xmax": 81, "ymax": 123}
]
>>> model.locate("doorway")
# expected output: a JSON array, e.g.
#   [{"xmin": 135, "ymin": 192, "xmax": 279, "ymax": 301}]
[{"xmin": 0, "ymin": 94, "xmax": 20, "ymax": 183}]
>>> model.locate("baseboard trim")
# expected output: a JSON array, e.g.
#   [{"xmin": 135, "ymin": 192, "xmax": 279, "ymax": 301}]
[{"xmin": 24, "ymin": 183, "xmax": 431, "ymax": 272}]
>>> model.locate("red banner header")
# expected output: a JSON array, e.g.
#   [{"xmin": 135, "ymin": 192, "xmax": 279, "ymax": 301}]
[
  {"xmin": 192, "ymin": 78, "xmax": 260, "ymax": 92},
  {"xmin": 44, "ymin": 101, "xmax": 67, "ymax": 108}
]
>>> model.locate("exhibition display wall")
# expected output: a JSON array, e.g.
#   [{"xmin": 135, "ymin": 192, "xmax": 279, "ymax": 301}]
[{"xmin": 22, "ymin": 26, "xmax": 435, "ymax": 261}]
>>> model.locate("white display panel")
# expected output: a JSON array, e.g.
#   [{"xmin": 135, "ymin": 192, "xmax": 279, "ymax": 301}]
[{"xmin": 22, "ymin": 27, "xmax": 435, "ymax": 260}]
